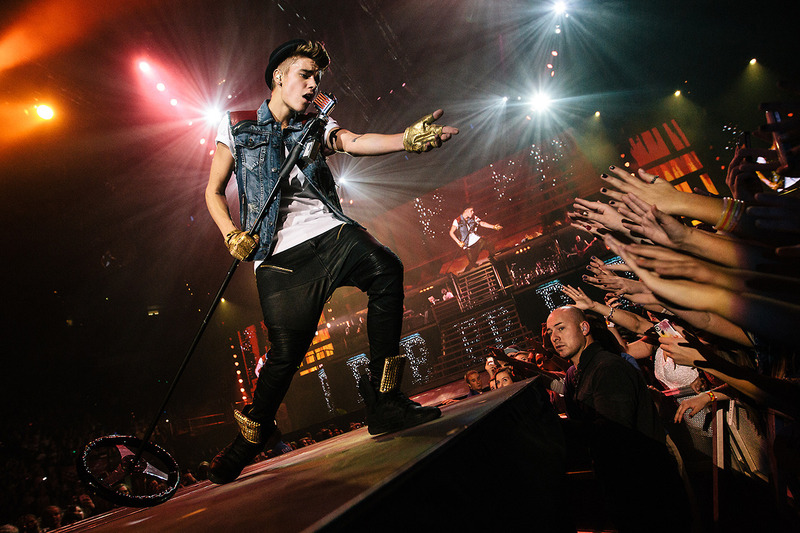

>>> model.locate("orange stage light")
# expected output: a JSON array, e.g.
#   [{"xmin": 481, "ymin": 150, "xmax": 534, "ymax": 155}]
[{"xmin": 0, "ymin": 0, "xmax": 156, "ymax": 73}]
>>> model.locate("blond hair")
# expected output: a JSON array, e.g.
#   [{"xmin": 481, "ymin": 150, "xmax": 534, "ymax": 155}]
[{"xmin": 270, "ymin": 40, "xmax": 330, "ymax": 89}]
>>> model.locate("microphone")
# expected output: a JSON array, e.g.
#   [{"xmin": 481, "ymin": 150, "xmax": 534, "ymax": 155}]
[
  {"xmin": 313, "ymin": 92, "xmax": 337, "ymax": 117},
  {"xmin": 301, "ymin": 92, "xmax": 337, "ymax": 164}
]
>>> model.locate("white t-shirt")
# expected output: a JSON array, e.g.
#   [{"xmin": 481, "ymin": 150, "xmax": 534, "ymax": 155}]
[
  {"xmin": 452, "ymin": 216, "xmax": 482, "ymax": 247},
  {"xmin": 216, "ymin": 114, "xmax": 344, "ymax": 261}
]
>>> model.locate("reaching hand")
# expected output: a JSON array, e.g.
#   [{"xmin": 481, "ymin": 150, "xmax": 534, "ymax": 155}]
[
  {"xmin": 570, "ymin": 220, "xmax": 609, "ymax": 238},
  {"xmin": 584, "ymin": 258, "xmax": 647, "ymax": 295},
  {"xmin": 618, "ymin": 193, "xmax": 690, "ymax": 249},
  {"xmin": 674, "ymin": 392, "xmax": 712, "ymax": 424},
  {"xmin": 658, "ymin": 335, "xmax": 705, "ymax": 367},
  {"xmin": 581, "ymin": 270, "xmax": 620, "ymax": 292},
  {"xmin": 587, "ymin": 256, "xmax": 613, "ymax": 276},
  {"xmin": 600, "ymin": 166, "xmax": 683, "ymax": 215},
  {"xmin": 617, "ymin": 244, "xmax": 721, "ymax": 287},
  {"xmin": 560, "ymin": 284, "xmax": 596, "ymax": 311},
  {"xmin": 604, "ymin": 293, "xmax": 623, "ymax": 308},
  {"xmin": 569, "ymin": 197, "xmax": 627, "ymax": 234},
  {"xmin": 602, "ymin": 233, "xmax": 705, "ymax": 311}
]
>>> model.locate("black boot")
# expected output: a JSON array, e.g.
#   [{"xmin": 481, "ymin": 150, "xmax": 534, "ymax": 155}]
[
  {"xmin": 204, "ymin": 406, "xmax": 281, "ymax": 484},
  {"xmin": 359, "ymin": 355, "xmax": 441, "ymax": 435}
]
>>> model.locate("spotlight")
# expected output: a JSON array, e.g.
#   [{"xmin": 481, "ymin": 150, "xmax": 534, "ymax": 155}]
[
  {"xmin": 749, "ymin": 58, "xmax": 757, "ymax": 65},
  {"xmin": 36, "ymin": 104, "xmax": 54, "ymax": 120},
  {"xmin": 138, "ymin": 61, "xmax": 152, "ymax": 74},
  {"xmin": 156, "ymin": 82, "xmax": 166, "ymax": 92},
  {"xmin": 530, "ymin": 92, "xmax": 551, "ymax": 112},
  {"xmin": 553, "ymin": 1, "xmax": 567, "ymax": 14},
  {"xmin": 674, "ymin": 90, "xmax": 681, "ymax": 97},
  {"xmin": 594, "ymin": 111, "xmax": 600, "ymax": 117},
  {"xmin": 204, "ymin": 107, "xmax": 223, "ymax": 127}
]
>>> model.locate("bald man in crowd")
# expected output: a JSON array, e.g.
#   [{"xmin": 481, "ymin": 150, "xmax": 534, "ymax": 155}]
[{"xmin": 544, "ymin": 306, "xmax": 689, "ymax": 532}]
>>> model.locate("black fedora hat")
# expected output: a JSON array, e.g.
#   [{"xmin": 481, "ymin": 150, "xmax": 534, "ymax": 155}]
[{"xmin": 264, "ymin": 39, "xmax": 307, "ymax": 87}]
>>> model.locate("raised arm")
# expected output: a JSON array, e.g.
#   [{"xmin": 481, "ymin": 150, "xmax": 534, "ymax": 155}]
[{"xmin": 561, "ymin": 284, "xmax": 652, "ymax": 334}]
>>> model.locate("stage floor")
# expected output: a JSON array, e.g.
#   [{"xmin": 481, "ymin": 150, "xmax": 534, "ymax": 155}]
[{"xmin": 62, "ymin": 383, "xmax": 533, "ymax": 532}]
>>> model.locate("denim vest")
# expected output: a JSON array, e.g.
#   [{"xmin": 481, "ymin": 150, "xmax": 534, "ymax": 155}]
[
  {"xmin": 230, "ymin": 100, "xmax": 358, "ymax": 261},
  {"xmin": 455, "ymin": 215, "xmax": 478, "ymax": 242}
]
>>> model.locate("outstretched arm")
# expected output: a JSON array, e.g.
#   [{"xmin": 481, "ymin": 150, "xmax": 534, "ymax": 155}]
[
  {"xmin": 328, "ymin": 109, "xmax": 458, "ymax": 156},
  {"xmin": 606, "ymin": 236, "xmax": 800, "ymax": 346},
  {"xmin": 561, "ymin": 284, "xmax": 652, "ymax": 334},
  {"xmin": 601, "ymin": 166, "xmax": 725, "ymax": 224}
]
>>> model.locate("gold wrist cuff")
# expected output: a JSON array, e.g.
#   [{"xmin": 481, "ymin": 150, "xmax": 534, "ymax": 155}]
[{"xmin": 234, "ymin": 409, "xmax": 263, "ymax": 444}]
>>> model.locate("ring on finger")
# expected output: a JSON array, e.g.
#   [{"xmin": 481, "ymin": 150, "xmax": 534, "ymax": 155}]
[{"xmin": 650, "ymin": 175, "xmax": 660, "ymax": 184}]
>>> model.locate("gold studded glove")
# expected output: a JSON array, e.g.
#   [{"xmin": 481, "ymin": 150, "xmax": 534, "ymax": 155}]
[
  {"xmin": 225, "ymin": 229, "xmax": 259, "ymax": 261},
  {"xmin": 403, "ymin": 113, "xmax": 444, "ymax": 153}
]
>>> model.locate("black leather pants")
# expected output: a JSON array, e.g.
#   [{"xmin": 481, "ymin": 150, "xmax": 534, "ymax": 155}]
[
  {"xmin": 248, "ymin": 224, "xmax": 404, "ymax": 423},
  {"xmin": 465, "ymin": 237, "xmax": 493, "ymax": 268}
]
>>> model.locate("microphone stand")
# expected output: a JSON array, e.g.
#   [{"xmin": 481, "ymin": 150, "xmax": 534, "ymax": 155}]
[{"xmin": 75, "ymin": 93, "xmax": 340, "ymax": 509}]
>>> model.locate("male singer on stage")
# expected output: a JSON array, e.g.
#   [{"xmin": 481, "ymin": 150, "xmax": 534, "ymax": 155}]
[
  {"xmin": 204, "ymin": 39, "xmax": 458, "ymax": 484},
  {"xmin": 449, "ymin": 206, "xmax": 502, "ymax": 270}
]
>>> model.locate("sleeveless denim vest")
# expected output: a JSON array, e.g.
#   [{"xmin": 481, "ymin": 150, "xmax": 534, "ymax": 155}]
[
  {"xmin": 455, "ymin": 215, "xmax": 478, "ymax": 242},
  {"xmin": 229, "ymin": 100, "xmax": 358, "ymax": 261}
]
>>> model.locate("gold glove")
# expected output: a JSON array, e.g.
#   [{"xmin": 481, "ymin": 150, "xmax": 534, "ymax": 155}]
[
  {"xmin": 225, "ymin": 229, "xmax": 259, "ymax": 261},
  {"xmin": 403, "ymin": 113, "xmax": 444, "ymax": 153}
]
